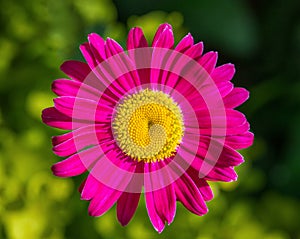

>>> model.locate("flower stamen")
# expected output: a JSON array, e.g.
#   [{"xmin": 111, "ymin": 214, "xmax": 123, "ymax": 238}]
[{"xmin": 113, "ymin": 89, "xmax": 184, "ymax": 162}]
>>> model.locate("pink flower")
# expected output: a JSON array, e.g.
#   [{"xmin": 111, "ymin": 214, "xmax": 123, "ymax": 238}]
[{"xmin": 42, "ymin": 23, "xmax": 253, "ymax": 232}]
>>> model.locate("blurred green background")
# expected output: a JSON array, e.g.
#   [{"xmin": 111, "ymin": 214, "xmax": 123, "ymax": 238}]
[{"xmin": 0, "ymin": 0, "xmax": 300, "ymax": 238}]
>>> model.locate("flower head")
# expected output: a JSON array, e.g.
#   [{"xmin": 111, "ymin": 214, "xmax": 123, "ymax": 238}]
[{"xmin": 42, "ymin": 23, "xmax": 253, "ymax": 232}]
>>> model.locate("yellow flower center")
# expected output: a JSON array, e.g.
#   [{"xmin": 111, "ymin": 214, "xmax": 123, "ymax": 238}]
[{"xmin": 112, "ymin": 89, "xmax": 184, "ymax": 162}]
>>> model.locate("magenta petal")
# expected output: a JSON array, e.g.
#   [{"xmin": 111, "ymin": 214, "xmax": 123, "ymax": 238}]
[
  {"xmin": 196, "ymin": 179, "xmax": 214, "ymax": 201},
  {"xmin": 60, "ymin": 60, "xmax": 91, "ymax": 82},
  {"xmin": 127, "ymin": 27, "xmax": 148, "ymax": 49},
  {"xmin": 105, "ymin": 38, "xmax": 124, "ymax": 57},
  {"xmin": 205, "ymin": 166, "xmax": 238, "ymax": 182},
  {"xmin": 187, "ymin": 168, "xmax": 214, "ymax": 201},
  {"xmin": 174, "ymin": 171, "xmax": 208, "ymax": 216},
  {"xmin": 217, "ymin": 145, "xmax": 245, "ymax": 166},
  {"xmin": 51, "ymin": 146, "xmax": 98, "ymax": 177},
  {"xmin": 225, "ymin": 132, "xmax": 254, "ymax": 149},
  {"xmin": 155, "ymin": 187, "xmax": 176, "ymax": 224},
  {"xmin": 194, "ymin": 108, "xmax": 246, "ymax": 131},
  {"xmin": 117, "ymin": 192, "xmax": 141, "ymax": 226},
  {"xmin": 225, "ymin": 109, "xmax": 247, "ymax": 127},
  {"xmin": 54, "ymin": 96, "xmax": 112, "ymax": 122},
  {"xmin": 104, "ymin": 38, "xmax": 141, "ymax": 90},
  {"xmin": 81, "ymin": 174, "xmax": 101, "ymax": 200},
  {"xmin": 88, "ymin": 33, "xmax": 106, "ymax": 63},
  {"xmin": 52, "ymin": 79, "xmax": 101, "ymax": 101},
  {"xmin": 184, "ymin": 42, "xmax": 204, "ymax": 61},
  {"xmin": 52, "ymin": 134, "xmax": 95, "ymax": 157},
  {"xmin": 145, "ymin": 191, "xmax": 165, "ymax": 233},
  {"xmin": 42, "ymin": 107, "xmax": 73, "ymax": 130},
  {"xmin": 183, "ymin": 136, "xmax": 245, "ymax": 169},
  {"xmin": 88, "ymin": 182, "xmax": 123, "ymax": 217},
  {"xmin": 52, "ymin": 128, "xmax": 112, "ymax": 157},
  {"xmin": 80, "ymin": 42, "xmax": 98, "ymax": 69},
  {"xmin": 224, "ymin": 87, "xmax": 250, "ymax": 108},
  {"xmin": 127, "ymin": 27, "xmax": 150, "ymax": 85},
  {"xmin": 152, "ymin": 23, "xmax": 172, "ymax": 47},
  {"xmin": 155, "ymin": 185, "xmax": 177, "ymax": 225},
  {"xmin": 144, "ymin": 162, "xmax": 171, "ymax": 232},
  {"xmin": 51, "ymin": 156, "xmax": 85, "ymax": 177},
  {"xmin": 152, "ymin": 27, "xmax": 174, "ymax": 48},
  {"xmin": 52, "ymin": 125, "xmax": 112, "ymax": 148},
  {"xmin": 216, "ymin": 81, "xmax": 234, "ymax": 97},
  {"xmin": 175, "ymin": 33, "xmax": 194, "ymax": 53},
  {"xmin": 144, "ymin": 162, "xmax": 176, "ymax": 225},
  {"xmin": 199, "ymin": 51, "xmax": 218, "ymax": 74},
  {"xmin": 52, "ymin": 131, "xmax": 73, "ymax": 146},
  {"xmin": 52, "ymin": 79, "xmax": 80, "ymax": 97},
  {"xmin": 53, "ymin": 96, "xmax": 95, "ymax": 119},
  {"xmin": 212, "ymin": 63, "xmax": 235, "ymax": 83}
]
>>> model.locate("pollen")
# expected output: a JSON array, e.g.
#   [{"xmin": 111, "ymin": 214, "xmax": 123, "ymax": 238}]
[{"xmin": 112, "ymin": 89, "xmax": 184, "ymax": 162}]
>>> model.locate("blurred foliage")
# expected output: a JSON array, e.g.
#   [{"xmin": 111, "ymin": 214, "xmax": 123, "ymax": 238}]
[{"xmin": 0, "ymin": 0, "xmax": 300, "ymax": 238}]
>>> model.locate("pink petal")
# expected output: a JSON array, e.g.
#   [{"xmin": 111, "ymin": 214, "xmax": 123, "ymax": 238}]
[
  {"xmin": 88, "ymin": 33, "xmax": 106, "ymax": 63},
  {"xmin": 186, "ymin": 168, "xmax": 214, "ymax": 201},
  {"xmin": 52, "ymin": 79, "xmax": 119, "ymax": 107},
  {"xmin": 53, "ymin": 96, "xmax": 112, "ymax": 122},
  {"xmin": 152, "ymin": 27, "xmax": 174, "ymax": 48},
  {"xmin": 80, "ymin": 38, "xmax": 137, "ymax": 97},
  {"xmin": 52, "ymin": 79, "xmax": 101, "ymax": 102},
  {"xmin": 170, "ymin": 68, "xmax": 231, "ymax": 110},
  {"xmin": 81, "ymin": 174, "xmax": 102, "ymax": 200},
  {"xmin": 88, "ymin": 182, "xmax": 123, "ymax": 217},
  {"xmin": 117, "ymin": 192, "xmax": 141, "ymax": 226},
  {"xmin": 223, "ymin": 87, "xmax": 250, "ymax": 108},
  {"xmin": 217, "ymin": 145, "xmax": 245, "ymax": 167},
  {"xmin": 225, "ymin": 109, "xmax": 248, "ymax": 127},
  {"xmin": 42, "ymin": 107, "xmax": 74, "ymax": 130},
  {"xmin": 175, "ymin": 33, "xmax": 194, "ymax": 53},
  {"xmin": 52, "ymin": 126, "xmax": 112, "ymax": 157},
  {"xmin": 126, "ymin": 27, "xmax": 150, "ymax": 85},
  {"xmin": 152, "ymin": 23, "xmax": 172, "ymax": 47},
  {"xmin": 60, "ymin": 60, "xmax": 91, "ymax": 82},
  {"xmin": 225, "ymin": 132, "xmax": 254, "ymax": 149},
  {"xmin": 103, "ymin": 38, "xmax": 141, "ymax": 91},
  {"xmin": 160, "ymin": 42, "xmax": 202, "ymax": 92},
  {"xmin": 211, "ymin": 63, "xmax": 235, "ymax": 83},
  {"xmin": 192, "ymin": 119, "xmax": 250, "ymax": 136},
  {"xmin": 145, "ymin": 190, "xmax": 165, "ymax": 233},
  {"xmin": 190, "ymin": 109, "xmax": 246, "ymax": 133},
  {"xmin": 144, "ymin": 162, "xmax": 176, "ymax": 225},
  {"xmin": 167, "ymin": 78, "xmax": 205, "ymax": 108},
  {"xmin": 51, "ymin": 146, "xmax": 99, "ymax": 177},
  {"xmin": 105, "ymin": 37, "xmax": 124, "ymax": 57},
  {"xmin": 80, "ymin": 42, "xmax": 98, "ymax": 70},
  {"xmin": 228, "ymin": 121, "xmax": 250, "ymax": 135},
  {"xmin": 184, "ymin": 42, "xmax": 204, "ymax": 61},
  {"xmin": 198, "ymin": 51, "xmax": 218, "ymax": 74},
  {"xmin": 205, "ymin": 166, "xmax": 238, "ymax": 182},
  {"xmin": 150, "ymin": 47, "xmax": 180, "ymax": 88},
  {"xmin": 52, "ymin": 131, "xmax": 73, "ymax": 146},
  {"xmin": 216, "ymin": 81, "xmax": 234, "ymax": 97},
  {"xmin": 196, "ymin": 179, "xmax": 214, "ymax": 201},
  {"xmin": 144, "ymin": 161, "xmax": 181, "ymax": 232},
  {"xmin": 87, "ymin": 149, "xmax": 136, "ymax": 216},
  {"xmin": 174, "ymin": 171, "xmax": 208, "ymax": 216},
  {"xmin": 52, "ymin": 125, "xmax": 111, "ymax": 147},
  {"xmin": 154, "ymin": 185, "xmax": 176, "ymax": 225},
  {"xmin": 127, "ymin": 27, "xmax": 148, "ymax": 49},
  {"xmin": 182, "ymin": 136, "xmax": 245, "ymax": 169}
]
